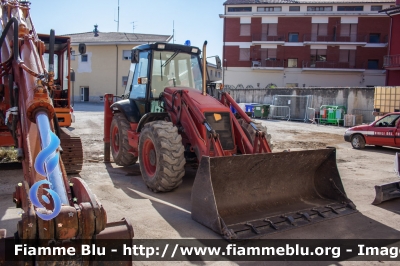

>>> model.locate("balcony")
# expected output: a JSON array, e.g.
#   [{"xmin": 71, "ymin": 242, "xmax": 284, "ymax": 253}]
[
  {"xmin": 251, "ymin": 59, "xmax": 284, "ymax": 70},
  {"xmin": 303, "ymin": 34, "xmax": 367, "ymax": 45},
  {"xmin": 383, "ymin": 54, "xmax": 400, "ymax": 69},
  {"xmin": 302, "ymin": 61, "xmax": 365, "ymax": 71},
  {"xmin": 252, "ymin": 34, "xmax": 285, "ymax": 44}
]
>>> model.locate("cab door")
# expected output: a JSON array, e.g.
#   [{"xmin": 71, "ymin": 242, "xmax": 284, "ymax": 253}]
[
  {"xmin": 395, "ymin": 118, "xmax": 400, "ymax": 147},
  {"xmin": 370, "ymin": 114, "xmax": 400, "ymax": 147}
]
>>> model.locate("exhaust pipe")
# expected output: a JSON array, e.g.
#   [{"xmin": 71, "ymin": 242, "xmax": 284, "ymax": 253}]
[{"xmin": 202, "ymin": 41, "xmax": 207, "ymax": 96}]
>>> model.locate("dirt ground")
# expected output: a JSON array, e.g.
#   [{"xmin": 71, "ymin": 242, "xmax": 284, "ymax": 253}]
[{"xmin": 1, "ymin": 102, "xmax": 400, "ymax": 265}]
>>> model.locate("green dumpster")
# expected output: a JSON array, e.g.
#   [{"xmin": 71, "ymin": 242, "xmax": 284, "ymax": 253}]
[
  {"xmin": 253, "ymin": 104, "xmax": 270, "ymax": 118},
  {"xmin": 319, "ymin": 105, "xmax": 346, "ymax": 125}
]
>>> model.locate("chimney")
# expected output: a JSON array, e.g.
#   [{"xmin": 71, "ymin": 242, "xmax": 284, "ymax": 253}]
[{"xmin": 93, "ymin": 24, "xmax": 99, "ymax": 37}]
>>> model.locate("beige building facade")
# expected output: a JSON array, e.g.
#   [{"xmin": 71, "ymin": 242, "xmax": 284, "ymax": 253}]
[
  {"xmin": 221, "ymin": 0, "xmax": 394, "ymax": 88},
  {"xmin": 67, "ymin": 31, "xmax": 171, "ymax": 102}
]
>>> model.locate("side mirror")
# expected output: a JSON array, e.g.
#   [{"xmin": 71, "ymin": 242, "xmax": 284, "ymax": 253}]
[
  {"xmin": 79, "ymin": 43, "xmax": 86, "ymax": 55},
  {"xmin": 131, "ymin": 50, "xmax": 139, "ymax": 63},
  {"xmin": 216, "ymin": 56, "xmax": 222, "ymax": 70}
]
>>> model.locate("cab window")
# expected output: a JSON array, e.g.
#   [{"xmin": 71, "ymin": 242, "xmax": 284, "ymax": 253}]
[
  {"xmin": 123, "ymin": 63, "xmax": 136, "ymax": 99},
  {"xmin": 151, "ymin": 51, "xmax": 202, "ymax": 99},
  {"xmin": 375, "ymin": 114, "xmax": 400, "ymax": 127},
  {"xmin": 129, "ymin": 51, "xmax": 149, "ymax": 100}
]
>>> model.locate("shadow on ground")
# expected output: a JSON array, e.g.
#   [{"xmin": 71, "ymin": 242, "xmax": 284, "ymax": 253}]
[
  {"xmin": 358, "ymin": 146, "xmax": 400, "ymax": 155},
  {"xmin": 373, "ymin": 198, "xmax": 400, "ymax": 215},
  {"xmin": 104, "ymin": 162, "xmax": 400, "ymax": 242}
]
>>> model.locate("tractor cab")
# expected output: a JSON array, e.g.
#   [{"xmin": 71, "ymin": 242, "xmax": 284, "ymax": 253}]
[{"xmin": 122, "ymin": 43, "xmax": 204, "ymax": 116}]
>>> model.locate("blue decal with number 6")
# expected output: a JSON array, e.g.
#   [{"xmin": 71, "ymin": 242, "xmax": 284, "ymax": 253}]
[{"xmin": 29, "ymin": 180, "xmax": 62, "ymax": 220}]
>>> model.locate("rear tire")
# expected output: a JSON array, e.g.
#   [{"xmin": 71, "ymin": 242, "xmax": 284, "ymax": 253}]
[
  {"xmin": 139, "ymin": 121, "xmax": 185, "ymax": 192},
  {"xmin": 110, "ymin": 113, "xmax": 138, "ymax": 166},
  {"xmin": 351, "ymin": 134, "xmax": 365, "ymax": 149},
  {"xmin": 238, "ymin": 119, "xmax": 273, "ymax": 151}
]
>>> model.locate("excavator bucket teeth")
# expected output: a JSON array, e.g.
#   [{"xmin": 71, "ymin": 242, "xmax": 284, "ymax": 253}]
[
  {"xmin": 191, "ymin": 148, "xmax": 357, "ymax": 240},
  {"xmin": 372, "ymin": 181, "xmax": 400, "ymax": 205}
]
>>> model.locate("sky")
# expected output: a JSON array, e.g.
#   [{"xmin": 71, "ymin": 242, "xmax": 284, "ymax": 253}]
[{"xmin": 29, "ymin": 0, "xmax": 226, "ymax": 61}]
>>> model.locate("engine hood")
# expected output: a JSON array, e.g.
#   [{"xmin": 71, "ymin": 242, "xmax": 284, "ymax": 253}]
[{"xmin": 347, "ymin": 124, "xmax": 370, "ymax": 131}]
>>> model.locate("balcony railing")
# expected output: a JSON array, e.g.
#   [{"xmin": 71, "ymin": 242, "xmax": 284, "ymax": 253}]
[
  {"xmin": 383, "ymin": 54, "xmax": 400, "ymax": 68},
  {"xmin": 252, "ymin": 34, "xmax": 285, "ymax": 42},
  {"xmin": 302, "ymin": 61, "xmax": 366, "ymax": 69},
  {"xmin": 252, "ymin": 59, "xmax": 284, "ymax": 68},
  {"xmin": 303, "ymin": 34, "xmax": 367, "ymax": 43}
]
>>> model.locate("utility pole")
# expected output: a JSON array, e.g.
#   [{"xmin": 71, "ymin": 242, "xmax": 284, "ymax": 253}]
[
  {"xmin": 115, "ymin": 0, "xmax": 120, "ymax": 32},
  {"xmin": 131, "ymin": 21, "xmax": 137, "ymax": 33}
]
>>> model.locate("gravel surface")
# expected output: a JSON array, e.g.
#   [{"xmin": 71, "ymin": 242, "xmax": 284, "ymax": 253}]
[{"xmin": 1, "ymin": 102, "xmax": 400, "ymax": 265}]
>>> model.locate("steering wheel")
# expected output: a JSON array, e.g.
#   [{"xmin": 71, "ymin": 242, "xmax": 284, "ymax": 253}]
[{"xmin": 382, "ymin": 121, "xmax": 389, "ymax": 126}]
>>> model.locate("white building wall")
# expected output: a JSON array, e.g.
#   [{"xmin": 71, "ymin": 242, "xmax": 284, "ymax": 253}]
[{"xmin": 224, "ymin": 68, "xmax": 385, "ymax": 88}]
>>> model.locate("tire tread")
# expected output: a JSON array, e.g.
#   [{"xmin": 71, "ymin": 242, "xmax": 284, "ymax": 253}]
[
  {"xmin": 111, "ymin": 113, "xmax": 138, "ymax": 166},
  {"xmin": 139, "ymin": 121, "xmax": 185, "ymax": 192}
]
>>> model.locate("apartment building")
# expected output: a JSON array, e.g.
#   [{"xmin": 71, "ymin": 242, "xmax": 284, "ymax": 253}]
[
  {"xmin": 221, "ymin": 0, "xmax": 394, "ymax": 88},
  {"xmin": 207, "ymin": 62, "xmax": 223, "ymax": 82},
  {"xmin": 381, "ymin": 0, "xmax": 400, "ymax": 85}
]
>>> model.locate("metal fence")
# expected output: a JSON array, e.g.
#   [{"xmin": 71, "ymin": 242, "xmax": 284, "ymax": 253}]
[
  {"xmin": 307, "ymin": 107, "xmax": 317, "ymax": 123},
  {"xmin": 269, "ymin": 106, "xmax": 291, "ymax": 120},
  {"xmin": 351, "ymin": 109, "xmax": 375, "ymax": 124},
  {"xmin": 271, "ymin": 95, "xmax": 313, "ymax": 121}
]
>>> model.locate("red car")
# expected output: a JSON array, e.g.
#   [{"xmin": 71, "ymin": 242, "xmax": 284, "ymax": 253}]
[{"xmin": 344, "ymin": 112, "xmax": 400, "ymax": 149}]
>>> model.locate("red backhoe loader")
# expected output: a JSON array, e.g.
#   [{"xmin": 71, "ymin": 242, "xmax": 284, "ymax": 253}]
[
  {"xmin": 0, "ymin": 1, "xmax": 133, "ymax": 264},
  {"xmin": 104, "ymin": 41, "xmax": 357, "ymax": 240}
]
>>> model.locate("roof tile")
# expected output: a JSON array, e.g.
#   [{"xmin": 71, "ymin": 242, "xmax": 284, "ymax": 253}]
[{"xmin": 63, "ymin": 32, "xmax": 171, "ymax": 44}]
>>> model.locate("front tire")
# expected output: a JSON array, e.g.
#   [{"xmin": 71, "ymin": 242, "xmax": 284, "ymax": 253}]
[
  {"xmin": 138, "ymin": 121, "xmax": 185, "ymax": 192},
  {"xmin": 351, "ymin": 134, "xmax": 365, "ymax": 149},
  {"xmin": 110, "ymin": 113, "xmax": 138, "ymax": 166}
]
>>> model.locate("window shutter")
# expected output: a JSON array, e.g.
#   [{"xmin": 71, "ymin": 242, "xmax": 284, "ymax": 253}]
[
  {"xmin": 318, "ymin": 24, "xmax": 328, "ymax": 36},
  {"xmin": 268, "ymin": 24, "xmax": 277, "ymax": 36},
  {"xmin": 311, "ymin": 24, "xmax": 318, "ymax": 35},
  {"xmin": 341, "ymin": 24, "xmax": 350, "ymax": 36},
  {"xmin": 239, "ymin": 48, "xmax": 250, "ymax": 61},
  {"xmin": 262, "ymin": 24, "xmax": 268, "ymax": 34},
  {"xmin": 267, "ymin": 49, "xmax": 277, "ymax": 59},
  {"xmin": 261, "ymin": 24, "xmax": 268, "ymax": 40},
  {"xmin": 339, "ymin": 50, "xmax": 348, "ymax": 62},
  {"xmin": 240, "ymin": 24, "xmax": 251, "ymax": 36},
  {"xmin": 349, "ymin": 50, "xmax": 356, "ymax": 67},
  {"xmin": 350, "ymin": 24, "xmax": 357, "ymax": 41}
]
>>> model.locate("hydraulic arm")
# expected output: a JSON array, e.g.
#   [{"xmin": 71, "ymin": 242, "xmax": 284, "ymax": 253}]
[{"xmin": 0, "ymin": 1, "xmax": 133, "ymax": 264}]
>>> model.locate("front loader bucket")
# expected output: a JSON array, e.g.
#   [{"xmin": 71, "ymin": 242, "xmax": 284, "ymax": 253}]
[
  {"xmin": 372, "ymin": 153, "xmax": 400, "ymax": 205},
  {"xmin": 372, "ymin": 182, "xmax": 400, "ymax": 205},
  {"xmin": 191, "ymin": 148, "xmax": 357, "ymax": 240}
]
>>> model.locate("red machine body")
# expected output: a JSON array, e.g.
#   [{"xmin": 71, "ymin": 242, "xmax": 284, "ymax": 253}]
[{"xmin": 103, "ymin": 42, "xmax": 355, "ymax": 240}]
